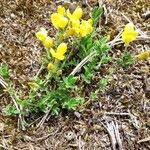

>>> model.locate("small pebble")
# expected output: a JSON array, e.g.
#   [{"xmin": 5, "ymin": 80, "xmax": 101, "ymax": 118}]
[
  {"xmin": 10, "ymin": 13, "xmax": 16, "ymax": 19},
  {"xmin": 74, "ymin": 111, "xmax": 81, "ymax": 118}
]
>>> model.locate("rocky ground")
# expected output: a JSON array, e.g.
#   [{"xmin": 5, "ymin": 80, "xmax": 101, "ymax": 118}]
[{"xmin": 0, "ymin": 0, "xmax": 150, "ymax": 149}]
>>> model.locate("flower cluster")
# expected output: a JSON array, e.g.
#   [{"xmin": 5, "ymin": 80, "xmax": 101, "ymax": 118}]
[
  {"xmin": 35, "ymin": 5, "xmax": 94, "ymax": 75},
  {"xmin": 50, "ymin": 6, "xmax": 93, "ymax": 37}
]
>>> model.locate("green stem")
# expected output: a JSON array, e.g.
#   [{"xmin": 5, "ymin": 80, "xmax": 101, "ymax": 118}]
[
  {"xmin": 125, "ymin": 46, "xmax": 128, "ymax": 51},
  {"xmin": 43, "ymin": 59, "xmax": 59, "ymax": 86},
  {"xmin": 61, "ymin": 38, "xmax": 80, "ymax": 69},
  {"xmin": 34, "ymin": 64, "xmax": 44, "ymax": 80}
]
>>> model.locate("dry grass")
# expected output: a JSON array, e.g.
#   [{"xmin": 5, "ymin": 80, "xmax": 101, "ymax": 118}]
[{"xmin": 0, "ymin": 0, "xmax": 150, "ymax": 149}]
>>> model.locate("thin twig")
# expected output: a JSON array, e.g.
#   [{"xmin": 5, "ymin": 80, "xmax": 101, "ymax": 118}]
[
  {"xmin": 0, "ymin": 144, "xmax": 13, "ymax": 150},
  {"xmin": 70, "ymin": 51, "xmax": 97, "ymax": 76},
  {"xmin": 101, "ymin": 120, "xmax": 122, "ymax": 150},
  {"xmin": 113, "ymin": 121, "xmax": 122, "ymax": 150},
  {"xmin": 36, "ymin": 129, "xmax": 59, "ymax": 141},
  {"xmin": 85, "ymin": 0, "xmax": 92, "ymax": 8},
  {"xmin": 36, "ymin": 109, "xmax": 51, "ymax": 128},
  {"xmin": 105, "ymin": 111, "xmax": 141, "ymax": 129},
  {"xmin": 142, "ymin": 10, "xmax": 150, "ymax": 19},
  {"xmin": 105, "ymin": 112, "xmax": 131, "ymax": 116},
  {"xmin": 137, "ymin": 137, "xmax": 150, "ymax": 143},
  {"xmin": 101, "ymin": 121, "xmax": 117, "ymax": 150},
  {"xmin": 0, "ymin": 78, "xmax": 8, "ymax": 88}
]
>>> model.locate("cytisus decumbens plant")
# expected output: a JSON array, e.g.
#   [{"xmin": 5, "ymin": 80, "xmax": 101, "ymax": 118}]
[{"xmin": 0, "ymin": 5, "xmax": 147, "ymax": 129}]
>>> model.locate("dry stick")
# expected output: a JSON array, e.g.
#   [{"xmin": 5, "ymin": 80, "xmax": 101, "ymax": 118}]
[
  {"xmin": 70, "ymin": 51, "xmax": 97, "ymax": 76},
  {"xmin": 101, "ymin": 121, "xmax": 117, "ymax": 150},
  {"xmin": 108, "ymin": 29, "xmax": 123, "ymax": 46},
  {"xmin": 137, "ymin": 137, "xmax": 150, "ymax": 143},
  {"xmin": 0, "ymin": 78, "xmax": 7, "ymax": 88},
  {"xmin": 105, "ymin": 112, "xmax": 131, "ymax": 116},
  {"xmin": 102, "ymin": 120, "xmax": 122, "ymax": 150},
  {"xmin": 36, "ymin": 109, "xmax": 51, "ymax": 128},
  {"xmin": 113, "ymin": 121, "xmax": 122, "ymax": 150},
  {"xmin": 142, "ymin": 10, "xmax": 150, "ymax": 19},
  {"xmin": 35, "ymin": 129, "xmax": 59, "ymax": 142},
  {"xmin": 105, "ymin": 111, "xmax": 140, "ymax": 129},
  {"xmin": 85, "ymin": 0, "xmax": 92, "ymax": 8},
  {"xmin": 0, "ymin": 144, "xmax": 13, "ymax": 150}
]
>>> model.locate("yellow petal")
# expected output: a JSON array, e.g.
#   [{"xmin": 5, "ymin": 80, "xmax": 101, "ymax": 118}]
[
  {"xmin": 122, "ymin": 23, "xmax": 138, "ymax": 46},
  {"xmin": 57, "ymin": 43, "xmax": 67, "ymax": 55},
  {"xmin": 28, "ymin": 82, "xmax": 39, "ymax": 90},
  {"xmin": 67, "ymin": 6, "xmax": 82, "ymax": 21},
  {"xmin": 88, "ymin": 19, "xmax": 93, "ymax": 25},
  {"xmin": 43, "ymin": 37, "xmax": 53, "ymax": 48},
  {"xmin": 51, "ymin": 13, "xmax": 68, "ymax": 29},
  {"xmin": 51, "ymin": 13, "xmax": 61, "ymax": 29},
  {"xmin": 57, "ymin": 5, "xmax": 65, "ymax": 16},
  {"xmin": 36, "ymin": 27, "xmax": 47, "ymax": 41},
  {"xmin": 64, "ymin": 27, "xmax": 75, "ymax": 37},
  {"xmin": 80, "ymin": 20, "xmax": 93, "ymax": 37},
  {"xmin": 50, "ymin": 48, "xmax": 56, "ymax": 58},
  {"xmin": 55, "ymin": 53, "xmax": 65, "ymax": 60},
  {"xmin": 124, "ymin": 23, "xmax": 134, "ymax": 31},
  {"xmin": 73, "ymin": 6, "xmax": 83, "ymax": 20},
  {"xmin": 66, "ymin": 9, "xmax": 72, "ymax": 19},
  {"xmin": 135, "ymin": 51, "xmax": 150, "ymax": 60},
  {"xmin": 59, "ymin": 17, "xmax": 68, "ymax": 29},
  {"xmin": 72, "ymin": 19, "xmax": 80, "ymax": 28},
  {"xmin": 47, "ymin": 63, "xmax": 55, "ymax": 71}
]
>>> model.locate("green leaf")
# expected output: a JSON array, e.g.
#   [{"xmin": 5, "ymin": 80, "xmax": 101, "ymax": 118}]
[
  {"xmin": 94, "ymin": 37, "xmax": 110, "ymax": 55},
  {"xmin": 90, "ymin": 90, "xmax": 99, "ymax": 100},
  {"xmin": 117, "ymin": 51, "xmax": 134, "ymax": 69},
  {"xmin": 92, "ymin": 6, "xmax": 103, "ymax": 26},
  {"xmin": 51, "ymin": 105, "xmax": 60, "ymax": 115},
  {"xmin": 3, "ymin": 105, "xmax": 19, "ymax": 116},
  {"xmin": 63, "ymin": 75, "xmax": 77, "ymax": 89},
  {"xmin": 99, "ymin": 77, "xmax": 108, "ymax": 91},
  {"xmin": 0, "ymin": 64, "xmax": 9, "ymax": 78},
  {"xmin": 81, "ymin": 68, "xmax": 93, "ymax": 83},
  {"xmin": 99, "ymin": 55, "xmax": 111, "ymax": 65},
  {"xmin": 63, "ymin": 97, "xmax": 84, "ymax": 110}
]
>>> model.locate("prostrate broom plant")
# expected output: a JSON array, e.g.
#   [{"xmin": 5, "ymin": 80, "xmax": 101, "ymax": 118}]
[{"xmin": 1, "ymin": 5, "xmax": 146, "ymax": 129}]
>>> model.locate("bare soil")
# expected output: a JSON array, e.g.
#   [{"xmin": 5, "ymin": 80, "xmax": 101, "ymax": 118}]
[{"xmin": 0, "ymin": 0, "xmax": 150, "ymax": 149}]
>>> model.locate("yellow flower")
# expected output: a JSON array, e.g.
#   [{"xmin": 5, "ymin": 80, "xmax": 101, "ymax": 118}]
[
  {"xmin": 135, "ymin": 51, "xmax": 150, "ymax": 60},
  {"xmin": 36, "ymin": 27, "xmax": 48, "ymax": 42},
  {"xmin": 57, "ymin": 5, "xmax": 66, "ymax": 16},
  {"xmin": 64, "ymin": 6, "xmax": 82, "ymax": 37},
  {"xmin": 28, "ymin": 82, "xmax": 39, "ymax": 91},
  {"xmin": 64, "ymin": 27, "xmax": 76, "ymax": 37},
  {"xmin": 64, "ymin": 20, "xmax": 80, "ymax": 37},
  {"xmin": 51, "ymin": 6, "xmax": 68, "ymax": 29},
  {"xmin": 67, "ymin": 6, "xmax": 83, "ymax": 21},
  {"xmin": 43, "ymin": 36, "xmax": 53, "ymax": 48},
  {"xmin": 122, "ymin": 23, "xmax": 138, "ymax": 46},
  {"xmin": 50, "ymin": 43, "xmax": 67, "ymax": 60},
  {"xmin": 80, "ymin": 19, "xmax": 93, "ymax": 37},
  {"xmin": 47, "ymin": 63, "xmax": 55, "ymax": 71}
]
